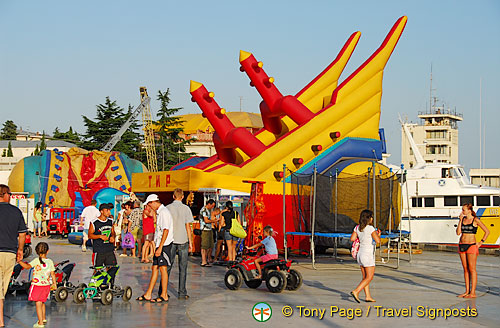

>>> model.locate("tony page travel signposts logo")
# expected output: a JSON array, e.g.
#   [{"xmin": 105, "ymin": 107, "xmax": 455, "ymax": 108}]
[{"xmin": 252, "ymin": 302, "xmax": 272, "ymax": 322}]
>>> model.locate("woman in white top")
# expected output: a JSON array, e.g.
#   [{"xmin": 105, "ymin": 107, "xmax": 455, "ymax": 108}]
[{"xmin": 350, "ymin": 209, "xmax": 381, "ymax": 303}]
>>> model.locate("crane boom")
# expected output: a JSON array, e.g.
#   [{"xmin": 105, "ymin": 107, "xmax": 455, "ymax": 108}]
[
  {"xmin": 101, "ymin": 97, "xmax": 151, "ymax": 152},
  {"xmin": 140, "ymin": 87, "xmax": 158, "ymax": 172}
]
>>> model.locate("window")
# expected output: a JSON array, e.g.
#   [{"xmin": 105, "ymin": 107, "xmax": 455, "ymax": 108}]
[
  {"xmin": 476, "ymin": 196, "xmax": 490, "ymax": 206},
  {"xmin": 426, "ymin": 145, "xmax": 447, "ymax": 155},
  {"xmin": 411, "ymin": 197, "xmax": 423, "ymax": 207},
  {"xmin": 494, "ymin": 196, "xmax": 500, "ymax": 206},
  {"xmin": 426, "ymin": 130, "xmax": 447, "ymax": 139},
  {"xmin": 444, "ymin": 196, "xmax": 458, "ymax": 206},
  {"xmin": 424, "ymin": 197, "xmax": 435, "ymax": 207},
  {"xmin": 460, "ymin": 196, "xmax": 474, "ymax": 206}
]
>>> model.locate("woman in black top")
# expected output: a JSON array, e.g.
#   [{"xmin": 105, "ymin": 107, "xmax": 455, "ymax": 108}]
[
  {"xmin": 221, "ymin": 201, "xmax": 241, "ymax": 262},
  {"xmin": 456, "ymin": 203, "xmax": 489, "ymax": 298}
]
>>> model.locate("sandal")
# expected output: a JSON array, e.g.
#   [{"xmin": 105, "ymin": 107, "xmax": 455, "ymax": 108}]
[
  {"xmin": 136, "ymin": 295, "xmax": 151, "ymax": 302},
  {"xmin": 151, "ymin": 296, "xmax": 168, "ymax": 303}
]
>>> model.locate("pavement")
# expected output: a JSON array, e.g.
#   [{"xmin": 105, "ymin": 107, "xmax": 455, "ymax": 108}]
[{"xmin": 3, "ymin": 237, "xmax": 499, "ymax": 328}]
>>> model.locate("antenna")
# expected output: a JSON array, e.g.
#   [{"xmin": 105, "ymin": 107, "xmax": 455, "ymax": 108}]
[{"xmin": 479, "ymin": 78, "xmax": 482, "ymax": 181}]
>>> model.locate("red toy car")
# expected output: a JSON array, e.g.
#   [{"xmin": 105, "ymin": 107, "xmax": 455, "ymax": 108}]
[
  {"xmin": 224, "ymin": 251, "xmax": 303, "ymax": 293},
  {"xmin": 48, "ymin": 208, "xmax": 77, "ymax": 238},
  {"xmin": 23, "ymin": 232, "xmax": 32, "ymax": 258}
]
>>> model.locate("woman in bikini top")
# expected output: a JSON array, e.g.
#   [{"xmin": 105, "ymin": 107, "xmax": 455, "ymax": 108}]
[{"xmin": 455, "ymin": 203, "xmax": 490, "ymax": 299}]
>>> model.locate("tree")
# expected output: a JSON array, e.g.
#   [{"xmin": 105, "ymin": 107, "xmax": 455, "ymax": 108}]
[
  {"xmin": 155, "ymin": 89, "xmax": 192, "ymax": 170},
  {"xmin": 0, "ymin": 120, "xmax": 17, "ymax": 140},
  {"xmin": 80, "ymin": 97, "xmax": 143, "ymax": 160},
  {"xmin": 6, "ymin": 141, "xmax": 13, "ymax": 157},
  {"xmin": 2, "ymin": 149, "xmax": 6, "ymax": 157},
  {"xmin": 53, "ymin": 126, "xmax": 80, "ymax": 143},
  {"xmin": 33, "ymin": 144, "xmax": 40, "ymax": 156},
  {"xmin": 39, "ymin": 133, "xmax": 47, "ymax": 152}
]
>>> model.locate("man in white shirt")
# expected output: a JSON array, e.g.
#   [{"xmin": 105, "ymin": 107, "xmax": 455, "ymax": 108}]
[
  {"xmin": 79, "ymin": 200, "xmax": 100, "ymax": 252},
  {"xmin": 136, "ymin": 194, "xmax": 173, "ymax": 303}
]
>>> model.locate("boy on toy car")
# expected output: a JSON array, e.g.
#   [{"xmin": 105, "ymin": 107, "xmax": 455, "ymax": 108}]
[
  {"xmin": 88, "ymin": 203, "xmax": 117, "ymax": 279},
  {"xmin": 245, "ymin": 225, "xmax": 278, "ymax": 279}
]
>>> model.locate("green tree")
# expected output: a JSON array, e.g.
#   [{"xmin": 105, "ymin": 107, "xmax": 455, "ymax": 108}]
[
  {"xmin": 2, "ymin": 149, "xmax": 6, "ymax": 157},
  {"xmin": 0, "ymin": 120, "xmax": 17, "ymax": 140},
  {"xmin": 80, "ymin": 97, "xmax": 143, "ymax": 160},
  {"xmin": 33, "ymin": 144, "xmax": 40, "ymax": 156},
  {"xmin": 6, "ymin": 141, "xmax": 13, "ymax": 157},
  {"xmin": 39, "ymin": 133, "xmax": 47, "ymax": 152},
  {"xmin": 155, "ymin": 89, "xmax": 192, "ymax": 170},
  {"xmin": 53, "ymin": 126, "xmax": 80, "ymax": 143}
]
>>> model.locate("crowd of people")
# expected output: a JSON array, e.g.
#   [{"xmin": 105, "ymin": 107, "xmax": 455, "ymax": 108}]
[{"xmin": 0, "ymin": 182, "xmax": 493, "ymax": 326}]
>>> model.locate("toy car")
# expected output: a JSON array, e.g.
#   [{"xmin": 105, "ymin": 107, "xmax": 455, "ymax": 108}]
[
  {"xmin": 23, "ymin": 232, "xmax": 32, "ymax": 258},
  {"xmin": 7, "ymin": 263, "xmax": 30, "ymax": 295},
  {"xmin": 73, "ymin": 265, "xmax": 132, "ymax": 305},
  {"xmin": 224, "ymin": 255, "xmax": 303, "ymax": 293},
  {"xmin": 51, "ymin": 260, "xmax": 85, "ymax": 302},
  {"xmin": 48, "ymin": 208, "xmax": 78, "ymax": 238}
]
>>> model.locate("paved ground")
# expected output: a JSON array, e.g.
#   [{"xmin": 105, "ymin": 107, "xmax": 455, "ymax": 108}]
[{"xmin": 3, "ymin": 237, "xmax": 499, "ymax": 328}]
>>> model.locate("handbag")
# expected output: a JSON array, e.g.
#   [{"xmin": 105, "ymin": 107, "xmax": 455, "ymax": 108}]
[
  {"xmin": 229, "ymin": 212, "xmax": 247, "ymax": 239},
  {"xmin": 121, "ymin": 232, "xmax": 135, "ymax": 249},
  {"xmin": 351, "ymin": 225, "xmax": 360, "ymax": 259},
  {"xmin": 193, "ymin": 228, "xmax": 202, "ymax": 236}
]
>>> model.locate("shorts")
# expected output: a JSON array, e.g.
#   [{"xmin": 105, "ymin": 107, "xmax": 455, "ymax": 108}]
[
  {"xmin": 137, "ymin": 228, "xmax": 143, "ymax": 243},
  {"xmin": 458, "ymin": 244, "xmax": 479, "ymax": 255},
  {"xmin": 83, "ymin": 229, "xmax": 89, "ymax": 239},
  {"xmin": 0, "ymin": 252, "xmax": 16, "ymax": 299},
  {"xmin": 28, "ymin": 285, "xmax": 51, "ymax": 302},
  {"xmin": 260, "ymin": 253, "xmax": 278, "ymax": 263},
  {"xmin": 224, "ymin": 229, "xmax": 239, "ymax": 241},
  {"xmin": 34, "ymin": 222, "xmax": 42, "ymax": 230},
  {"xmin": 201, "ymin": 230, "xmax": 214, "ymax": 250},
  {"xmin": 153, "ymin": 244, "xmax": 173, "ymax": 267},
  {"xmin": 93, "ymin": 252, "xmax": 117, "ymax": 267},
  {"xmin": 145, "ymin": 233, "xmax": 154, "ymax": 242},
  {"xmin": 216, "ymin": 229, "xmax": 225, "ymax": 241},
  {"xmin": 131, "ymin": 227, "xmax": 140, "ymax": 245}
]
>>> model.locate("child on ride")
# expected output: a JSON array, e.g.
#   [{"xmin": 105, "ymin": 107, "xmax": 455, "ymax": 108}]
[
  {"xmin": 18, "ymin": 242, "xmax": 57, "ymax": 328},
  {"xmin": 245, "ymin": 225, "xmax": 278, "ymax": 279}
]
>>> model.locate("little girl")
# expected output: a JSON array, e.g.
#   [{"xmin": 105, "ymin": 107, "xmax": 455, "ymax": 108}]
[
  {"xmin": 245, "ymin": 225, "xmax": 278, "ymax": 279},
  {"xmin": 18, "ymin": 242, "xmax": 56, "ymax": 328}
]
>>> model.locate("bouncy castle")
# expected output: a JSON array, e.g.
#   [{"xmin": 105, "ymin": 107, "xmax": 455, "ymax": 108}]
[
  {"xmin": 9, "ymin": 147, "xmax": 146, "ymax": 211},
  {"xmin": 132, "ymin": 17, "xmax": 408, "ymax": 251}
]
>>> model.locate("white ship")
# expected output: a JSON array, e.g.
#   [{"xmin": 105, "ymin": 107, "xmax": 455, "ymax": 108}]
[{"xmin": 397, "ymin": 121, "xmax": 500, "ymax": 247}]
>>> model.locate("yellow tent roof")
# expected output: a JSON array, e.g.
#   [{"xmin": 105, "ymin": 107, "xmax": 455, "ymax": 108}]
[{"xmin": 175, "ymin": 112, "xmax": 263, "ymax": 134}]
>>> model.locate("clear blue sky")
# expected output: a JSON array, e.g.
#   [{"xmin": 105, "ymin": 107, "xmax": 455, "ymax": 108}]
[{"xmin": 1, "ymin": 0, "xmax": 499, "ymax": 171}]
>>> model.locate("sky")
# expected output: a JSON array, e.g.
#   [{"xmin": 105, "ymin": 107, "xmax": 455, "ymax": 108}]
[{"xmin": 1, "ymin": 0, "xmax": 499, "ymax": 171}]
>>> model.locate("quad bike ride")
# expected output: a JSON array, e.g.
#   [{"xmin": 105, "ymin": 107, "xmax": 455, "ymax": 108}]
[
  {"xmin": 7, "ymin": 263, "xmax": 31, "ymax": 295},
  {"xmin": 73, "ymin": 265, "xmax": 132, "ymax": 305},
  {"xmin": 224, "ymin": 248, "xmax": 303, "ymax": 293},
  {"xmin": 23, "ymin": 232, "xmax": 32, "ymax": 258},
  {"xmin": 50, "ymin": 260, "xmax": 84, "ymax": 302}
]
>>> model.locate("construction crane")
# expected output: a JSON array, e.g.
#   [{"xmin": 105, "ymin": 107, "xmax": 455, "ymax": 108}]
[
  {"xmin": 101, "ymin": 96, "xmax": 151, "ymax": 153},
  {"xmin": 100, "ymin": 88, "xmax": 158, "ymax": 172},
  {"xmin": 140, "ymin": 87, "xmax": 158, "ymax": 172}
]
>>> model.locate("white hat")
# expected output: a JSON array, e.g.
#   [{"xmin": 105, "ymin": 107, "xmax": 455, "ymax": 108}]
[{"xmin": 145, "ymin": 194, "xmax": 160, "ymax": 204}]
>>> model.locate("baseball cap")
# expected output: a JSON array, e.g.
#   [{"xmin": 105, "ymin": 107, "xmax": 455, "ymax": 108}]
[
  {"xmin": 99, "ymin": 203, "xmax": 114, "ymax": 211},
  {"xmin": 145, "ymin": 194, "xmax": 160, "ymax": 204}
]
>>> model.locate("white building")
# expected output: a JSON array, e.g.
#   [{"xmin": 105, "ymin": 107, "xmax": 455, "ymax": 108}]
[
  {"xmin": 401, "ymin": 107, "xmax": 462, "ymax": 168},
  {"xmin": 0, "ymin": 140, "xmax": 77, "ymax": 184},
  {"xmin": 469, "ymin": 168, "xmax": 500, "ymax": 188}
]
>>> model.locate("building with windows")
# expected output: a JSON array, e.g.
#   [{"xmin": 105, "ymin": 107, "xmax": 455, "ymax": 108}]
[
  {"xmin": 469, "ymin": 168, "xmax": 500, "ymax": 188},
  {"xmin": 401, "ymin": 107, "xmax": 463, "ymax": 168}
]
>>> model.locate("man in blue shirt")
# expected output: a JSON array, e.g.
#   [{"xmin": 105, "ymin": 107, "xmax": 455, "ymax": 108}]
[{"xmin": 0, "ymin": 184, "xmax": 27, "ymax": 327}]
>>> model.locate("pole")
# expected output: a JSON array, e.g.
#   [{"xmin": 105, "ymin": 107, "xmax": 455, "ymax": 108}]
[
  {"xmin": 372, "ymin": 162, "xmax": 377, "ymax": 228},
  {"xmin": 283, "ymin": 164, "xmax": 287, "ymax": 261},
  {"xmin": 334, "ymin": 169, "xmax": 338, "ymax": 260},
  {"xmin": 405, "ymin": 169, "xmax": 413, "ymax": 262},
  {"xmin": 311, "ymin": 164, "xmax": 318, "ymax": 269}
]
